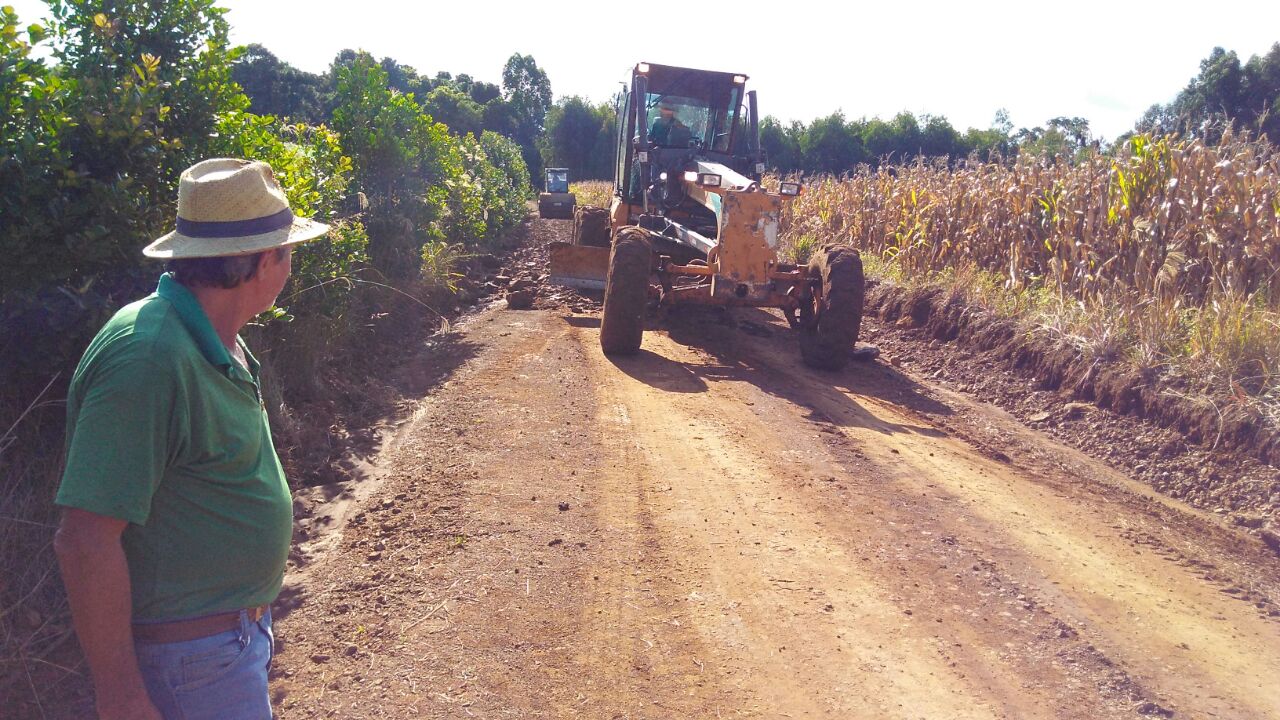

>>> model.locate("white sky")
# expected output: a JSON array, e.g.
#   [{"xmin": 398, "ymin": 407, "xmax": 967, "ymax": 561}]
[{"xmin": 10, "ymin": 0, "xmax": 1280, "ymax": 139}]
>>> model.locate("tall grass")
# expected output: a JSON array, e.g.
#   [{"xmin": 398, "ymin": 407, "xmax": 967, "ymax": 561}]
[
  {"xmin": 780, "ymin": 131, "xmax": 1280, "ymax": 408},
  {"xmin": 0, "ymin": 382, "xmax": 75, "ymax": 706},
  {"xmin": 570, "ymin": 180, "xmax": 614, "ymax": 209}
]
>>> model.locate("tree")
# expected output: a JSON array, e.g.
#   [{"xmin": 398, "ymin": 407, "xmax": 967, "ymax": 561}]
[
  {"xmin": 1047, "ymin": 116, "xmax": 1091, "ymax": 153},
  {"xmin": 330, "ymin": 53, "xmax": 452, "ymax": 276},
  {"xmin": 962, "ymin": 126, "xmax": 1011, "ymax": 160},
  {"xmin": 887, "ymin": 112, "xmax": 922, "ymax": 159},
  {"xmin": 481, "ymin": 97, "xmax": 519, "ymax": 136},
  {"xmin": 468, "ymin": 80, "xmax": 501, "ymax": 105},
  {"xmin": 1143, "ymin": 44, "xmax": 1280, "ymax": 143},
  {"xmin": 502, "ymin": 53, "xmax": 552, "ymax": 181},
  {"xmin": 759, "ymin": 116, "xmax": 803, "ymax": 173},
  {"xmin": 919, "ymin": 115, "xmax": 962, "ymax": 158},
  {"xmin": 1242, "ymin": 42, "xmax": 1280, "ymax": 141},
  {"xmin": 801, "ymin": 112, "xmax": 866, "ymax": 175},
  {"xmin": 993, "ymin": 108, "xmax": 1014, "ymax": 137},
  {"xmin": 0, "ymin": 0, "xmax": 244, "ymax": 292},
  {"xmin": 380, "ymin": 56, "xmax": 423, "ymax": 96},
  {"xmin": 1016, "ymin": 125, "xmax": 1071, "ymax": 159},
  {"xmin": 232, "ymin": 43, "xmax": 325, "ymax": 123},
  {"xmin": 423, "ymin": 84, "xmax": 483, "ymax": 137},
  {"xmin": 327, "ymin": 48, "xmax": 361, "ymax": 77},
  {"xmin": 502, "ymin": 53, "xmax": 552, "ymax": 143},
  {"xmin": 541, "ymin": 96, "xmax": 612, "ymax": 180},
  {"xmin": 1135, "ymin": 103, "xmax": 1175, "ymax": 135},
  {"xmin": 477, "ymin": 131, "xmax": 532, "ymax": 229},
  {"xmin": 860, "ymin": 117, "xmax": 896, "ymax": 163}
]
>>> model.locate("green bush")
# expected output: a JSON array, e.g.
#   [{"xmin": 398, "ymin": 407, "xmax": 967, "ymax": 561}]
[
  {"xmin": 2, "ymin": 8, "xmax": 539, "ymax": 707},
  {"xmin": 479, "ymin": 130, "xmax": 532, "ymax": 229},
  {"xmin": 330, "ymin": 52, "xmax": 452, "ymax": 278},
  {"xmin": 2, "ymin": 0, "xmax": 245, "ymax": 293},
  {"xmin": 212, "ymin": 111, "xmax": 370, "ymax": 316},
  {"xmin": 330, "ymin": 52, "xmax": 530, "ymax": 282}
]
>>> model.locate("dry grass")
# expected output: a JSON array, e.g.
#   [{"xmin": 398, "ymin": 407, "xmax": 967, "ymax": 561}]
[
  {"xmin": 0, "ymin": 384, "xmax": 80, "ymax": 710},
  {"xmin": 570, "ymin": 180, "xmax": 614, "ymax": 209},
  {"xmin": 779, "ymin": 131, "xmax": 1280, "ymax": 411}
]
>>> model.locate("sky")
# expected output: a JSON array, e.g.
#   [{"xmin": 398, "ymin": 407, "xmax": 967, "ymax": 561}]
[{"xmin": 10, "ymin": 0, "xmax": 1280, "ymax": 140}]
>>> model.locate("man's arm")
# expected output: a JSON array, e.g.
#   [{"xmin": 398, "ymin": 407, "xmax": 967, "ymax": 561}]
[{"xmin": 54, "ymin": 508, "xmax": 162, "ymax": 720}]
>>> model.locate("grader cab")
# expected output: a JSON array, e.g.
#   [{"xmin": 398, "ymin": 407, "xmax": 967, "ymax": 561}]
[{"xmin": 549, "ymin": 62, "xmax": 866, "ymax": 370}]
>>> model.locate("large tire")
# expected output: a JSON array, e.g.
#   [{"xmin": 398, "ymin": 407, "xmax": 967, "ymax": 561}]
[
  {"xmin": 573, "ymin": 206, "xmax": 611, "ymax": 247},
  {"xmin": 799, "ymin": 245, "xmax": 865, "ymax": 370},
  {"xmin": 600, "ymin": 228, "xmax": 652, "ymax": 355}
]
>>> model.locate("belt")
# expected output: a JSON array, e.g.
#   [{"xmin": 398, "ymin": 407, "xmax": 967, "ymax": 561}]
[{"xmin": 133, "ymin": 605, "xmax": 269, "ymax": 644}]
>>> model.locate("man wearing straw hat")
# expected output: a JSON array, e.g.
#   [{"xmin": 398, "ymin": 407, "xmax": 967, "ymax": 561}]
[{"xmin": 53, "ymin": 158, "xmax": 328, "ymax": 719}]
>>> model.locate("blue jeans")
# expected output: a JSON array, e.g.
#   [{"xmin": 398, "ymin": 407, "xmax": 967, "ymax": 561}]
[{"xmin": 135, "ymin": 609, "xmax": 274, "ymax": 720}]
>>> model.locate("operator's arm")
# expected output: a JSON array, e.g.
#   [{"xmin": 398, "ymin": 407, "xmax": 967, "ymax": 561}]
[
  {"xmin": 649, "ymin": 117, "xmax": 667, "ymax": 144},
  {"xmin": 54, "ymin": 508, "xmax": 161, "ymax": 720}
]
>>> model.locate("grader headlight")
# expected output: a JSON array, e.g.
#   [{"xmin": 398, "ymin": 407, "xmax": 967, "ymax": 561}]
[
  {"xmin": 779, "ymin": 181, "xmax": 803, "ymax": 196},
  {"xmin": 684, "ymin": 171, "xmax": 722, "ymax": 187}
]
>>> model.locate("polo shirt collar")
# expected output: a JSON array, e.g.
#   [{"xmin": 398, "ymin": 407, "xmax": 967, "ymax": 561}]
[{"xmin": 156, "ymin": 273, "xmax": 257, "ymax": 381}]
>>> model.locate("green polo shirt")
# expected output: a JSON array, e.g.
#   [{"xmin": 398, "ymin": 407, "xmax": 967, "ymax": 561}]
[{"xmin": 57, "ymin": 273, "xmax": 293, "ymax": 621}]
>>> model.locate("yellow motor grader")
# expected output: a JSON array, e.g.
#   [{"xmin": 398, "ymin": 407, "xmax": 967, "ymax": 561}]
[{"xmin": 549, "ymin": 62, "xmax": 865, "ymax": 370}]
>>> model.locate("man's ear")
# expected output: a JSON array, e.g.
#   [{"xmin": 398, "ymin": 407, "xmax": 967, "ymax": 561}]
[
  {"xmin": 258, "ymin": 247, "xmax": 287, "ymax": 272},
  {"xmin": 256, "ymin": 250, "xmax": 275, "ymax": 274}
]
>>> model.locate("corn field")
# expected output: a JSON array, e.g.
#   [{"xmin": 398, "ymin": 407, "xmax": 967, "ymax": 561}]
[
  {"xmin": 780, "ymin": 132, "xmax": 1280, "ymax": 400},
  {"xmin": 570, "ymin": 180, "xmax": 614, "ymax": 210}
]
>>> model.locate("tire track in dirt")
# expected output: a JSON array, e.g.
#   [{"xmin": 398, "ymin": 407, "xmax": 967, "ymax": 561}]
[
  {"xmin": 271, "ymin": 310, "xmax": 730, "ymax": 718},
  {"xmin": 577, "ymin": 322, "xmax": 1136, "ymax": 719},
  {"xmin": 665, "ymin": 308, "xmax": 1280, "ymax": 719}
]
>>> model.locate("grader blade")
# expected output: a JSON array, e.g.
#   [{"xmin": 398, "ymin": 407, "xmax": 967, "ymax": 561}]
[{"xmin": 548, "ymin": 241, "xmax": 610, "ymax": 291}]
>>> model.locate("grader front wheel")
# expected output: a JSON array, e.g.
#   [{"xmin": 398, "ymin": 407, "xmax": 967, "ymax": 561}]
[
  {"xmin": 799, "ymin": 245, "xmax": 865, "ymax": 370},
  {"xmin": 599, "ymin": 228, "xmax": 652, "ymax": 355}
]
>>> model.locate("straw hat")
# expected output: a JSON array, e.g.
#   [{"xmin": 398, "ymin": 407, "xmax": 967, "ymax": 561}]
[{"xmin": 143, "ymin": 158, "xmax": 329, "ymax": 259}]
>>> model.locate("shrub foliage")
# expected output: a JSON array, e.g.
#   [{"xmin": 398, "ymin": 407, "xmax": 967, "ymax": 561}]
[{"xmin": 0, "ymin": 2, "xmax": 532, "ymax": 702}]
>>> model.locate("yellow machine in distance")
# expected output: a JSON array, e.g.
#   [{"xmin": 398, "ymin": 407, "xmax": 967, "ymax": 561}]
[{"xmin": 538, "ymin": 167, "xmax": 576, "ymax": 219}]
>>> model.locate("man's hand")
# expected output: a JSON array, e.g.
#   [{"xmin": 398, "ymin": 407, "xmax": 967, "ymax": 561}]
[{"xmin": 54, "ymin": 508, "xmax": 161, "ymax": 719}]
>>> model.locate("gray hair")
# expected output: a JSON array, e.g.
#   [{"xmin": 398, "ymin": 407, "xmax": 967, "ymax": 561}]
[{"xmin": 167, "ymin": 248, "xmax": 287, "ymax": 289}]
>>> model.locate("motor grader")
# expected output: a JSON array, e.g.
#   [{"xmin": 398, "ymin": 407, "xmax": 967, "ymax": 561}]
[{"xmin": 549, "ymin": 61, "xmax": 865, "ymax": 370}]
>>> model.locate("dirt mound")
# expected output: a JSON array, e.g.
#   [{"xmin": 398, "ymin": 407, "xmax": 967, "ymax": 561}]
[
  {"xmin": 572, "ymin": 205, "xmax": 611, "ymax": 247},
  {"xmin": 865, "ymin": 281, "xmax": 1279, "ymax": 517}
]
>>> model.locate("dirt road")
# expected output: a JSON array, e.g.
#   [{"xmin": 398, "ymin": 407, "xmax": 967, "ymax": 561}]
[{"xmin": 269, "ymin": 221, "xmax": 1280, "ymax": 719}]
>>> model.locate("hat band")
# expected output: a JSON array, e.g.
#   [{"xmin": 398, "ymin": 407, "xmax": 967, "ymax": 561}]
[{"xmin": 176, "ymin": 207, "xmax": 294, "ymax": 238}]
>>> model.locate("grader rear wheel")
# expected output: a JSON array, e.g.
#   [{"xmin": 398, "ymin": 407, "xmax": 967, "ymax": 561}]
[
  {"xmin": 599, "ymin": 228, "xmax": 652, "ymax": 355},
  {"xmin": 799, "ymin": 245, "xmax": 865, "ymax": 370}
]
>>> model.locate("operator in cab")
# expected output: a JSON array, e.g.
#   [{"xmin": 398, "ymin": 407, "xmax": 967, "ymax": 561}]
[{"xmin": 650, "ymin": 97, "xmax": 691, "ymax": 146}]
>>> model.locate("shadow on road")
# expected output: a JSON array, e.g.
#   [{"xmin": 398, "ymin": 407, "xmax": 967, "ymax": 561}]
[
  {"xmin": 563, "ymin": 315, "xmax": 601, "ymax": 329},
  {"xmin": 287, "ymin": 331, "xmax": 482, "ymax": 488},
  {"xmin": 611, "ymin": 306, "xmax": 953, "ymax": 439},
  {"xmin": 606, "ymin": 348, "xmax": 709, "ymax": 393}
]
